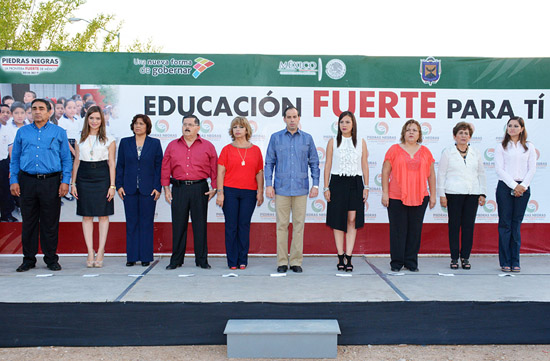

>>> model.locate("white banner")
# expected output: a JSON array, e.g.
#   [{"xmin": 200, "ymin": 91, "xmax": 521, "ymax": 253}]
[{"xmin": 58, "ymin": 85, "xmax": 548, "ymax": 224}]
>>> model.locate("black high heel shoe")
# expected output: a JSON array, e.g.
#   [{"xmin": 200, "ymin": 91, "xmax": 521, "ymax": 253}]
[
  {"xmin": 337, "ymin": 254, "xmax": 345, "ymax": 271},
  {"xmin": 461, "ymin": 258, "xmax": 471, "ymax": 270},
  {"xmin": 344, "ymin": 254, "xmax": 353, "ymax": 272}
]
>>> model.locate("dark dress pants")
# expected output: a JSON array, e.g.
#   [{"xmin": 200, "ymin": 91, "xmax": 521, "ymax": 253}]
[
  {"xmin": 222, "ymin": 186, "xmax": 257, "ymax": 268},
  {"xmin": 446, "ymin": 194, "xmax": 479, "ymax": 260},
  {"xmin": 170, "ymin": 181, "xmax": 209, "ymax": 266},
  {"xmin": 387, "ymin": 196, "xmax": 429, "ymax": 270},
  {"xmin": 19, "ymin": 172, "xmax": 62, "ymax": 266},
  {"xmin": 496, "ymin": 181, "xmax": 530, "ymax": 268},
  {"xmin": 124, "ymin": 191, "xmax": 156, "ymax": 263},
  {"xmin": 0, "ymin": 158, "xmax": 15, "ymax": 219}
]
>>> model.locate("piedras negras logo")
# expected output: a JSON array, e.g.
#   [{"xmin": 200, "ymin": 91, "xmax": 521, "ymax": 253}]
[
  {"xmin": 155, "ymin": 119, "xmax": 169, "ymax": 133},
  {"xmin": 311, "ymin": 199, "xmax": 326, "ymax": 213},
  {"xmin": 2, "ymin": 56, "xmax": 60, "ymax": 75}
]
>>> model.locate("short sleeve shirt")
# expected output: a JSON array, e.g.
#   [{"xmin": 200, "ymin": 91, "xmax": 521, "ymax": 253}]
[
  {"xmin": 385, "ymin": 144, "xmax": 434, "ymax": 206},
  {"xmin": 218, "ymin": 144, "xmax": 263, "ymax": 190}
]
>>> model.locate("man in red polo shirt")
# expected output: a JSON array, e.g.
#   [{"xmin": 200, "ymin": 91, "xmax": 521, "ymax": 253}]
[{"xmin": 161, "ymin": 115, "xmax": 218, "ymax": 269}]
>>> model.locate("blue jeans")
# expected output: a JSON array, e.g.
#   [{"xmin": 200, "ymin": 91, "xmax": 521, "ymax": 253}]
[
  {"xmin": 222, "ymin": 187, "xmax": 257, "ymax": 268},
  {"xmin": 496, "ymin": 181, "xmax": 530, "ymax": 268}
]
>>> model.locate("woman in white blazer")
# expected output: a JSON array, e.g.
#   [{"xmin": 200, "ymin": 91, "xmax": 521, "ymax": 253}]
[{"xmin": 437, "ymin": 122, "xmax": 486, "ymax": 270}]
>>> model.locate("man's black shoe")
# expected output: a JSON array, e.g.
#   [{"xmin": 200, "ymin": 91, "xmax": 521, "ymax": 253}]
[
  {"xmin": 291, "ymin": 265, "xmax": 303, "ymax": 273},
  {"xmin": 166, "ymin": 264, "xmax": 179, "ymax": 270},
  {"xmin": 16, "ymin": 263, "xmax": 35, "ymax": 272},
  {"xmin": 126, "ymin": 262, "xmax": 135, "ymax": 267},
  {"xmin": 47, "ymin": 262, "xmax": 62, "ymax": 271},
  {"xmin": 142, "ymin": 262, "xmax": 150, "ymax": 267},
  {"xmin": 390, "ymin": 267, "xmax": 401, "ymax": 272},
  {"xmin": 277, "ymin": 265, "xmax": 288, "ymax": 273},
  {"xmin": 199, "ymin": 263, "xmax": 211, "ymax": 269}
]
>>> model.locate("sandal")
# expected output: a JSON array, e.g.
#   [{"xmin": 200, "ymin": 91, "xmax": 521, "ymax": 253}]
[
  {"xmin": 239, "ymin": 265, "xmax": 246, "ymax": 270},
  {"xmin": 337, "ymin": 254, "xmax": 345, "ymax": 271},
  {"xmin": 461, "ymin": 258, "xmax": 471, "ymax": 270},
  {"xmin": 501, "ymin": 266, "xmax": 511, "ymax": 272},
  {"xmin": 450, "ymin": 259, "xmax": 458, "ymax": 270},
  {"xmin": 511, "ymin": 266, "xmax": 521, "ymax": 273},
  {"xmin": 94, "ymin": 250, "xmax": 104, "ymax": 268},
  {"xmin": 344, "ymin": 254, "xmax": 353, "ymax": 272}
]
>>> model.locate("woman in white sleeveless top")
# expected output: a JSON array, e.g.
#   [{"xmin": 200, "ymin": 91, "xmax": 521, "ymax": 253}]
[
  {"xmin": 70, "ymin": 106, "xmax": 116, "ymax": 268},
  {"xmin": 323, "ymin": 111, "xmax": 369, "ymax": 272}
]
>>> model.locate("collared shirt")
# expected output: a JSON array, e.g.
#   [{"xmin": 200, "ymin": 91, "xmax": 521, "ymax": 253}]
[
  {"xmin": 0, "ymin": 124, "xmax": 15, "ymax": 160},
  {"xmin": 10, "ymin": 122, "xmax": 73, "ymax": 184},
  {"xmin": 11, "ymin": 119, "xmax": 29, "ymax": 128},
  {"xmin": 264, "ymin": 128, "xmax": 320, "ymax": 196},
  {"xmin": 161, "ymin": 135, "xmax": 218, "ymax": 186},
  {"xmin": 57, "ymin": 114, "xmax": 82, "ymax": 140},
  {"xmin": 495, "ymin": 141, "xmax": 536, "ymax": 189},
  {"xmin": 437, "ymin": 145, "xmax": 487, "ymax": 197}
]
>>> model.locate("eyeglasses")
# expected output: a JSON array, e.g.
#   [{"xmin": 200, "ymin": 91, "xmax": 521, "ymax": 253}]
[{"xmin": 183, "ymin": 123, "xmax": 198, "ymax": 128}]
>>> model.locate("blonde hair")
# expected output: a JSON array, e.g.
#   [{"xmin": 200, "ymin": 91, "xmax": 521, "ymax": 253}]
[{"xmin": 229, "ymin": 116, "xmax": 252, "ymax": 141}]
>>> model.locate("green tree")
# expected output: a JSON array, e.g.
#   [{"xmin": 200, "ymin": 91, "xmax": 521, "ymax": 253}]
[{"xmin": 0, "ymin": 0, "xmax": 160, "ymax": 52}]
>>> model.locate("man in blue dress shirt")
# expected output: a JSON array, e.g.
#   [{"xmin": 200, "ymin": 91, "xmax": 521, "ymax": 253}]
[
  {"xmin": 10, "ymin": 99, "xmax": 72, "ymax": 272},
  {"xmin": 265, "ymin": 107, "xmax": 320, "ymax": 273}
]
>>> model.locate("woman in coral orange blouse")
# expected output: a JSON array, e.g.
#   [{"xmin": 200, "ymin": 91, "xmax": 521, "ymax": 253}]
[{"xmin": 381, "ymin": 119, "xmax": 436, "ymax": 272}]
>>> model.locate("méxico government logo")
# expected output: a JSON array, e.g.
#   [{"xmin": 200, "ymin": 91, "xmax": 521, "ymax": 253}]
[{"xmin": 325, "ymin": 59, "xmax": 346, "ymax": 80}]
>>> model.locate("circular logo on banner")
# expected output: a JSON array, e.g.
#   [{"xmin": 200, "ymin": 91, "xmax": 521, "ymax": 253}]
[
  {"xmin": 155, "ymin": 119, "xmax": 170, "ymax": 133},
  {"xmin": 536, "ymin": 148, "xmax": 540, "ymax": 160},
  {"xmin": 526, "ymin": 200, "xmax": 539, "ymax": 213},
  {"xmin": 374, "ymin": 173, "xmax": 382, "ymax": 187},
  {"xmin": 325, "ymin": 59, "xmax": 346, "ymax": 80},
  {"xmin": 483, "ymin": 200, "xmax": 497, "ymax": 213},
  {"xmin": 267, "ymin": 199, "xmax": 276, "ymax": 213},
  {"xmin": 421, "ymin": 122, "xmax": 432, "ymax": 136},
  {"xmin": 440, "ymin": 205, "xmax": 448, "ymax": 213},
  {"xmin": 374, "ymin": 122, "xmax": 389, "ymax": 136},
  {"xmin": 317, "ymin": 146, "xmax": 326, "ymax": 162},
  {"xmin": 200, "ymin": 119, "xmax": 214, "ymax": 133},
  {"xmin": 484, "ymin": 148, "xmax": 495, "ymax": 162},
  {"xmin": 311, "ymin": 199, "xmax": 326, "ymax": 213},
  {"xmin": 331, "ymin": 121, "xmax": 338, "ymax": 135},
  {"xmin": 249, "ymin": 120, "xmax": 258, "ymax": 134}
]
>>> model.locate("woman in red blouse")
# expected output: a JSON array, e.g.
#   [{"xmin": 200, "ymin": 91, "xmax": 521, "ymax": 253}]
[
  {"xmin": 216, "ymin": 117, "xmax": 264, "ymax": 269},
  {"xmin": 381, "ymin": 119, "xmax": 436, "ymax": 272}
]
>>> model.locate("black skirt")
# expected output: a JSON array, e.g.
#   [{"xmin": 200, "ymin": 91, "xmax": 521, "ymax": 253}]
[
  {"xmin": 326, "ymin": 175, "xmax": 365, "ymax": 232},
  {"xmin": 76, "ymin": 160, "xmax": 114, "ymax": 217}
]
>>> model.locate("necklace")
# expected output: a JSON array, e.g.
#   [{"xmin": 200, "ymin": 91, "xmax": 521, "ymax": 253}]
[
  {"xmin": 237, "ymin": 147, "xmax": 248, "ymax": 166},
  {"xmin": 456, "ymin": 144, "xmax": 468, "ymax": 154},
  {"xmin": 88, "ymin": 135, "xmax": 98, "ymax": 159},
  {"xmin": 456, "ymin": 144, "xmax": 468, "ymax": 164}
]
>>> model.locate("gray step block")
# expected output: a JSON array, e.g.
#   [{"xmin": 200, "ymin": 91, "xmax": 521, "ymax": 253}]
[{"xmin": 224, "ymin": 319, "xmax": 341, "ymax": 359}]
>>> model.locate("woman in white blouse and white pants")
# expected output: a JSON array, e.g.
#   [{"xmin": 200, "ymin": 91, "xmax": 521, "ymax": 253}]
[
  {"xmin": 495, "ymin": 116, "xmax": 536, "ymax": 273},
  {"xmin": 323, "ymin": 111, "xmax": 369, "ymax": 272},
  {"xmin": 437, "ymin": 122, "xmax": 486, "ymax": 270}
]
